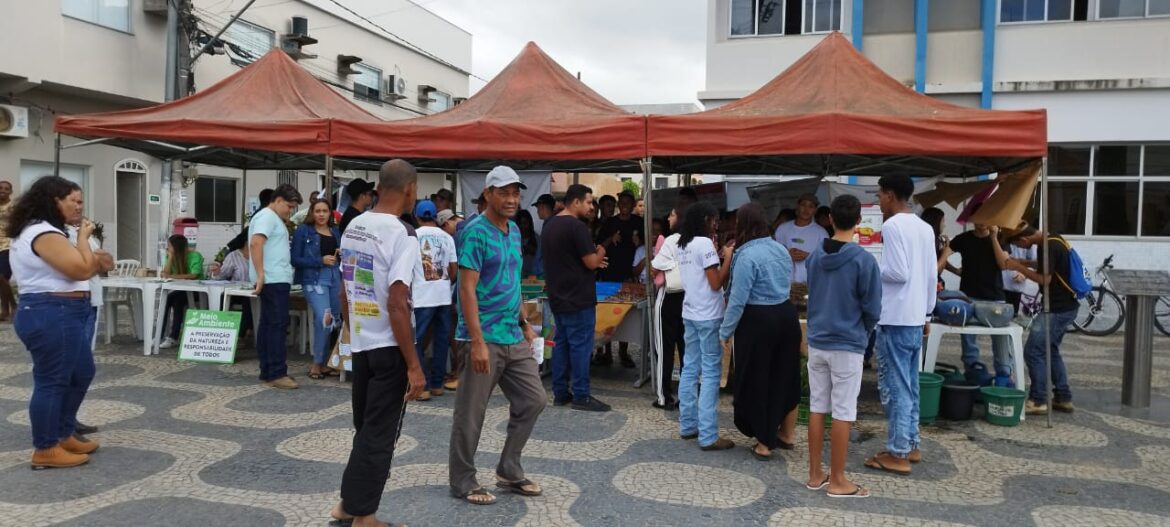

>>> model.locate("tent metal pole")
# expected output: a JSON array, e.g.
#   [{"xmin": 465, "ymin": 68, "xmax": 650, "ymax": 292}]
[
  {"xmin": 53, "ymin": 133, "xmax": 61, "ymax": 177},
  {"xmin": 324, "ymin": 155, "xmax": 334, "ymax": 206},
  {"xmin": 637, "ymin": 156, "xmax": 654, "ymax": 389},
  {"xmin": 241, "ymin": 168, "xmax": 248, "ymax": 224},
  {"xmin": 1041, "ymin": 157, "xmax": 1051, "ymax": 428}
]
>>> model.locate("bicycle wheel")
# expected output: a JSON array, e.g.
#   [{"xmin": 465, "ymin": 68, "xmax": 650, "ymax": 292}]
[
  {"xmin": 1155, "ymin": 296, "xmax": 1170, "ymax": 337},
  {"xmin": 1074, "ymin": 287, "xmax": 1125, "ymax": 337}
]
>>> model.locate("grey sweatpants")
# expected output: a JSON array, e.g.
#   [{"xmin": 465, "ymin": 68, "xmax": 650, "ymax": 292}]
[{"xmin": 448, "ymin": 341, "xmax": 546, "ymax": 496}]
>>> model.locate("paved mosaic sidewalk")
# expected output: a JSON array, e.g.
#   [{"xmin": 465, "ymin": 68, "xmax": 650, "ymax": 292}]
[{"xmin": 0, "ymin": 325, "xmax": 1168, "ymax": 527}]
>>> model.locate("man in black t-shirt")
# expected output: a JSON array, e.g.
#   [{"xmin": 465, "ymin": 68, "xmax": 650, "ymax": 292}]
[
  {"xmin": 947, "ymin": 224, "xmax": 1012, "ymax": 381},
  {"xmin": 594, "ymin": 191, "xmax": 643, "ymax": 367},
  {"xmin": 997, "ymin": 226, "xmax": 1078, "ymax": 416},
  {"xmin": 541, "ymin": 184, "xmax": 612, "ymax": 412}
]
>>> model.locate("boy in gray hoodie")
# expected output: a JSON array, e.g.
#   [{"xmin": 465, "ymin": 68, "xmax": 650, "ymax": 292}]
[{"xmin": 804, "ymin": 195, "xmax": 882, "ymax": 498}]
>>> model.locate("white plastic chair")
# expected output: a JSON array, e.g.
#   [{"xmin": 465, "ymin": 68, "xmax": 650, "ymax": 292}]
[{"xmin": 104, "ymin": 259, "xmax": 143, "ymax": 343}]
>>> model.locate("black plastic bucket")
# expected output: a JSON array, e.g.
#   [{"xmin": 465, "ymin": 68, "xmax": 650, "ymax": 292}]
[{"xmin": 940, "ymin": 381, "xmax": 980, "ymax": 421}]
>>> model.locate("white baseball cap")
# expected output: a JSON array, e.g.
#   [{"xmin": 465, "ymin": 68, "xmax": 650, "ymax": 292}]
[{"xmin": 485, "ymin": 166, "xmax": 527, "ymax": 190}]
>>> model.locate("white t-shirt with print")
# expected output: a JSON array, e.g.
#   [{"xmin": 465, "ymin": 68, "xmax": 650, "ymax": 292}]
[
  {"xmin": 340, "ymin": 212, "xmax": 418, "ymax": 353},
  {"xmin": 412, "ymin": 225, "xmax": 457, "ymax": 308},
  {"xmin": 678, "ymin": 236, "xmax": 724, "ymax": 321},
  {"xmin": 773, "ymin": 220, "xmax": 828, "ymax": 284}
]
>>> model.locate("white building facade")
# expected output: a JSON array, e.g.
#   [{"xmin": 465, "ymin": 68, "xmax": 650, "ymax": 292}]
[
  {"xmin": 701, "ymin": 0, "xmax": 1170, "ymax": 271},
  {"xmin": 0, "ymin": 0, "xmax": 471, "ymax": 267}
]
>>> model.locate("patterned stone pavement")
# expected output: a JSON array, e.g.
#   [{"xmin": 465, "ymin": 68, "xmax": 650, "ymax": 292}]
[{"xmin": 0, "ymin": 323, "xmax": 1169, "ymax": 527}]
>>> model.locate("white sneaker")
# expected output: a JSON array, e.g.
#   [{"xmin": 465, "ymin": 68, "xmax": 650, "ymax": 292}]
[{"xmin": 159, "ymin": 337, "xmax": 176, "ymax": 349}]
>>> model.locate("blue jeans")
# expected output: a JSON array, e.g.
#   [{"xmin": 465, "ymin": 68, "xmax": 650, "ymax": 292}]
[
  {"xmin": 876, "ymin": 325, "xmax": 922, "ymax": 458},
  {"xmin": 679, "ymin": 318, "xmax": 722, "ymax": 447},
  {"xmin": 1024, "ymin": 309, "xmax": 1077, "ymax": 404},
  {"xmin": 304, "ymin": 269, "xmax": 342, "ymax": 365},
  {"xmin": 257, "ymin": 283, "xmax": 290, "ymax": 382},
  {"xmin": 414, "ymin": 305, "xmax": 452, "ymax": 389},
  {"xmin": 551, "ymin": 307, "xmax": 596, "ymax": 402},
  {"xmin": 961, "ymin": 333, "xmax": 1013, "ymax": 378},
  {"xmin": 14, "ymin": 294, "xmax": 96, "ymax": 449}
]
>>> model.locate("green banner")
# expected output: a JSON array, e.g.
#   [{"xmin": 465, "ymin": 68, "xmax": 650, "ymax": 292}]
[{"xmin": 178, "ymin": 309, "xmax": 242, "ymax": 364}]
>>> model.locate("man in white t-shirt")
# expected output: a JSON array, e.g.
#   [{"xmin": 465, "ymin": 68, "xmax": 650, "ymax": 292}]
[
  {"xmin": 411, "ymin": 199, "xmax": 458, "ymax": 402},
  {"xmin": 332, "ymin": 159, "xmax": 427, "ymax": 527},
  {"xmin": 865, "ymin": 175, "xmax": 937, "ymax": 477},
  {"xmin": 773, "ymin": 193, "xmax": 828, "ymax": 284}
]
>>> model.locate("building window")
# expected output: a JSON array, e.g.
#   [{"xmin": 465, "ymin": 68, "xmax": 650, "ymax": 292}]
[
  {"xmin": 1099, "ymin": 0, "xmax": 1170, "ymax": 17},
  {"xmin": 195, "ymin": 177, "xmax": 238, "ymax": 223},
  {"xmin": 654, "ymin": 176, "xmax": 670, "ymax": 190},
  {"xmin": 62, "ymin": 0, "xmax": 130, "ymax": 33},
  {"xmin": 223, "ymin": 19, "xmax": 273, "ymax": 64},
  {"xmin": 1000, "ymin": 0, "xmax": 1089, "ymax": 22},
  {"xmin": 19, "ymin": 161, "xmax": 89, "ymax": 205},
  {"xmin": 729, "ymin": 0, "xmax": 839, "ymax": 36},
  {"xmin": 278, "ymin": 170, "xmax": 297, "ymax": 188},
  {"xmin": 1043, "ymin": 144, "xmax": 1170, "ymax": 238},
  {"xmin": 429, "ymin": 91, "xmax": 452, "ymax": 112},
  {"xmin": 353, "ymin": 63, "xmax": 383, "ymax": 104}
]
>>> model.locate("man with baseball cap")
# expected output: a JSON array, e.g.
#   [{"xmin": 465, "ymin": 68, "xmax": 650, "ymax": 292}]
[
  {"xmin": 532, "ymin": 194, "xmax": 558, "ymax": 221},
  {"xmin": 340, "ymin": 179, "xmax": 375, "ymax": 235},
  {"xmin": 773, "ymin": 193, "xmax": 828, "ymax": 284},
  {"xmin": 450, "ymin": 165, "xmax": 545, "ymax": 505},
  {"xmin": 432, "ymin": 188, "xmax": 455, "ymax": 213},
  {"xmin": 412, "ymin": 199, "xmax": 458, "ymax": 402}
]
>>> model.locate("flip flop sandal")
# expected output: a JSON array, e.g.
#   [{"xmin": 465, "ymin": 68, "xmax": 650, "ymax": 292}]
[
  {"xmin": 828, "ymin": 484, "xmax": 870, "ymax": 498},
  {"xmin": 456, "ymin": 487, "xmax": 497, "ymax": 505},
  {"xmin": 496, "ymin": 478, "xmax": 543, "ymax": 496},
  {"xmin": 805, "ymin": 476, "xmax": 830, "ymax": 490},
  {"xmin": 865, "ymin": 453, "xmax": 911, "ymax": 476},
  {"xmin": 751, "ymin": 444, "xmax": 772, "ymax": 461},
  {"xmin": 308, "ymin": 371, "xmax": 326, "ymax": 380}
]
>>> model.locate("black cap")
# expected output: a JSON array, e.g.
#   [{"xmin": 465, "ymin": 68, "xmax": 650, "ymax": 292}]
[
  {"xmin": 345, "ymin": 179, "xmax": 375, "ymax": 199},
  {"xmin": 531, "ymin": 194, "xmax": 557, "ymax": 208},
  {"xmin": 434, "ymin": 188, "xmax": 454, "ymax": 201}
]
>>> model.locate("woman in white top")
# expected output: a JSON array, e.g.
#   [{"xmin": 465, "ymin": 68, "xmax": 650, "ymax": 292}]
[
  {"xmin": 674, "ymin": 202, "xmax": 734, "ymax": 451},
  {"xmin": 9, "ymin": 176, "xmax": 108, "ymax": 470},
  {"xmin": 650, "ymin": 207, "xmax": 687, "ymax": 410}
]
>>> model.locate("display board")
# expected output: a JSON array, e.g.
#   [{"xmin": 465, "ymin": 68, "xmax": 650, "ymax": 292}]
[{"xmin": 178, "ymin": 310, "xmax": 242, "ymax": 364}]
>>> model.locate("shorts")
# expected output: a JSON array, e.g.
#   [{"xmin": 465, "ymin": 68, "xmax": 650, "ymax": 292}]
[
  {"xmin": 807, "ymin": 346, "xmax": 864, "ymax": 422},
  {"xmin": 0, "ymin": 250, "xmax": 10, "ymax": 279}
]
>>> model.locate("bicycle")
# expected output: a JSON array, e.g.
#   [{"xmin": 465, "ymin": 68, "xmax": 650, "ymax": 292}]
[
  {"xmin": 1073, "ymin": 255, "xmax": 1126, "ymax": 337},
  {"xmin": 1156, "ymin": 296, "xmax": 1170, "ymax": 337}
]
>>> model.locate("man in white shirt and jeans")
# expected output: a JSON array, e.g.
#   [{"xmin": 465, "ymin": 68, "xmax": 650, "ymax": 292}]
[
  {"xmin": 865, "ymin": 175, "xmax": 937, "ymax": 477},
  {"xmin": 411, "ymin": 199, "xmax": 458, "ymax": 401},
  {"xmin": 332, "ymin": 159, "xmax": 427, "ymax": 527}
]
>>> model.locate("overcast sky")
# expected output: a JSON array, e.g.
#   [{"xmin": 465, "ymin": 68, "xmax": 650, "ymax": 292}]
[{"xmin": 421, "ymin": 0, "xmax": 707, "ymax": 106}]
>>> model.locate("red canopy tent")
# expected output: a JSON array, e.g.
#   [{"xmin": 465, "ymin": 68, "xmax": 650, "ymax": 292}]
[
  {"xmin": 330, "ymin": 42, "xmax": 647, "ymax": 172},
  {"xmin": 647, "ymin": 32, "xmax": 1047, "ymax": 176},
  {"xmin": 54, "ymin": 49, "xmax": 381, "ymax": 170}
]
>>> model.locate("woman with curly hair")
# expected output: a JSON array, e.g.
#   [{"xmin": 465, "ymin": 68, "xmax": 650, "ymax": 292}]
[{"xmin": 8, "ymin": 176, "xmax": 109, "ymax": 469}]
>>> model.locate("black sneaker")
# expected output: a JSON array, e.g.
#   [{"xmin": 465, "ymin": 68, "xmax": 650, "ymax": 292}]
[
  {"xmin": 75, "ymin": 422, "xmax": 99, "ymax": 435},
  {"xmin": 592, "ymin": 352, "xmax": 613, "ymax": 366},
  {"xmin": 571, "ymin": 396, "xmax": 612, "ymax": 412},
  {"xmin": 553, "ymin": 395, "xmax": 572, "ymax": 407},
  {"xmin": 619, "ymin": 352, "xmax": 636, "ymax": 368}
]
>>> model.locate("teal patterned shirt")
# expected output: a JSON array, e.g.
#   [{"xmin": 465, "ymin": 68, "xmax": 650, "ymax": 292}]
[{"xmin": 456, "ymin": 217, "xmax": 523, "ymax": 345}]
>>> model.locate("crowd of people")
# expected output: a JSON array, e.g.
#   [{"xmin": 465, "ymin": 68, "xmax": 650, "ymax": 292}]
[{"xmin": 0, "ymin": 164, "xmax": 1085, "ymax": 522}]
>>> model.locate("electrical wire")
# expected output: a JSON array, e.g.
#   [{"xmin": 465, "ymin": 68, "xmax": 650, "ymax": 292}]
[{"xmin": 320, "ymin": 0, "xmax": 483, "ymax": 81}]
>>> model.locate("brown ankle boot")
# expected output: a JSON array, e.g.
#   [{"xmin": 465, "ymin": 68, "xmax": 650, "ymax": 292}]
[
  {"xmin": 60, "ymin": 434, "xmax": 99, "ymax": 455},
  {"xmin": 31, "ymin": 445, "xmax": 89, "ymax": 470}
]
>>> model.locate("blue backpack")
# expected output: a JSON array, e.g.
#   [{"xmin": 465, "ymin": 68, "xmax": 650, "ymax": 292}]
[{"xmin": 1049, "ymin": 237, "xmax": 1092, "ymax": 299}]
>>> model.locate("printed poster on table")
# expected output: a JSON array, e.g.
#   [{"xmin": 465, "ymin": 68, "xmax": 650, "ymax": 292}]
[{"xmin": 178, "ymin": 309, "xmax": 242, "ymax": 364}]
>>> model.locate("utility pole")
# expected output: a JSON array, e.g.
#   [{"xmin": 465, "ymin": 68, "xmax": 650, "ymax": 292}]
[{"xmin": 159, "ymin": 0, "xmax": 181, "ymax": 269}]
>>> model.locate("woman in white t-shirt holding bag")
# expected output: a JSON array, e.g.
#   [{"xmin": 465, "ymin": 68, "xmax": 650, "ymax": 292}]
[
  {"xmin": 8, "ymin": 176, "xmax": 107, "ymax": 470},
  {"xmin": 674, "ymin": 203, "xmax": 734, "ymax": 451}
]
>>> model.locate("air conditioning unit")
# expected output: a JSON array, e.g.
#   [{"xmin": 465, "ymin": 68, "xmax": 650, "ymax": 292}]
[
  {"xmin": 383, "ymin": 75, "xmax": 408, "ymax": 101},
  {"xmin": 143, "ymin": 0, "xmax": 168, "ymax": 15},
  {"xmin": 0, "ymin": 104, "xmax": 29, "ymax": 139},
  {"xmin": 417, "ymin": 84, "xmax": 437, "ymax": 104},
  {"xmin": 452, "ymin": 97, "xmax": 468, "ymax": 106}
]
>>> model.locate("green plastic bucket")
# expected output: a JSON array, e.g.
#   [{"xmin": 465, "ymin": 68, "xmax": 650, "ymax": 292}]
[
  {"xmin": 980, "ymin": 386, "xmax": 1027, "ymax": 427},
  {"xmin": 918, "ymin": 372, "xmax": 945, "ymax": 425},
  {"xmin": 934, "ymin": 362, "xmax": 966, "ymax": 385}
]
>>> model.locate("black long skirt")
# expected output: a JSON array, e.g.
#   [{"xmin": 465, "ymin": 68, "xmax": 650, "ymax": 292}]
[{"xmin": 733, "ymin": 301, "xmax": 801, "ymax": 449}]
